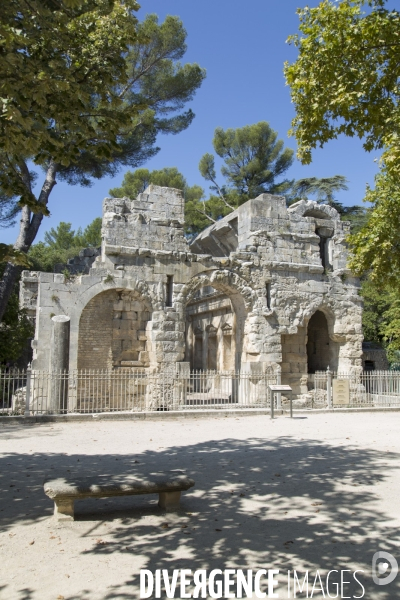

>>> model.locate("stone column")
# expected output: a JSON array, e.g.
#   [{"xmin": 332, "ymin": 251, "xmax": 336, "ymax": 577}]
[
  {"xmin": 185, "ymin": 319, "xmax": 193, "ymax": 366},
  {"xmin": 217, "ymin": 326, "xmax": 224, "ymax": 371},
  {"xmin": 232, "ymin": 312, "xmax": 238, "ymax": 372},
  {"xmin": 202, "ymin": 330, "xmax": 208, "ymax": 371},
  {"xmin": 49, "ymin": 315, "xmax": 70, "ymax": 413}
]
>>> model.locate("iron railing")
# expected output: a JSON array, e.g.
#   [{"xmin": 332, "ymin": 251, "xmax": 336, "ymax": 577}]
[
  {"xmin": 312, "ymin": 369, "xmax": 400, "ymax": 408},
  {"xmin": 3, "ymin": 367, "xmax": 400, "ymax": 415},
  {"xmin": 0, "ymin": 368, "xmax": 277, "ymax": 415}
]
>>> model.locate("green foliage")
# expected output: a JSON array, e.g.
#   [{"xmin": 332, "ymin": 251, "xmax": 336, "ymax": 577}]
[
  {"xmin": 0, "ymin": 268, "xmax": 33, "ymax": 365},
  {"xmin": 44, "ymin": 222, "xmax": 78, "ymax": 250},
  {"xmin": 289, "ymin": 175, "xmax": 367, "ymax": 230},
  {"xmin": 361, "ymin": 278, "xmax": 400, "ymax": 362},
  {"xmin": 292, "ymin": 176, "xmax": 349, "ymax": 208},
  {"xmin": 285, "ymin": 0, "xmax": 399, "ymax": 165},
  {"xmin": 82, "ymin": 217, "xmax": 102, "ymax": 247},
  {"xmin": 343, "ymin": 206, "xmax": 370, "ymax": 235},
  {"xmin": 285, "ymin": 0, "xmax": 400, "ymax": 281},
  {"xmin": 199, "ymin": 122, "xmax": 295, "ymax": 205},
  {"xmin": 28, "ymin": 216, "xmax": 101, "ymax": 271},
  {"xmin": 185, "ymin": 195, "xmax": 233, "ymax": 237},
  {"xmin": 42, "ymin": 218, "xmax": 101, "ymax": 250},
  {"xmin": 0, "ymin": 245, "xmax": 32, "ymax": 268},
  {"xmin": 349, "ymin": 165, "xmax": 400, "ymax": 284},
  {"xmin": 110, "ymin": 167, "xmax": 189, "ymax": 198},
  {"xmin": 28, "ymin": 242, "xmax": 85, "ymax": 272},
  {"xmin": 0, "ymin": 6, "xmax": 205, "ymax": 302},
  {"xmin": 1, "ymin": 0, "xmax": 140, "ymax": 202},
  {"xmin": 186, "ymin": 122, "xmax": 295, "ymax": 235}
]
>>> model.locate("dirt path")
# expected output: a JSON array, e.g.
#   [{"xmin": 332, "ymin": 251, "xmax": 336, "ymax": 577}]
[{"xmin": 0, "ymin": 412, "xmax": 399, "ymax": 599}]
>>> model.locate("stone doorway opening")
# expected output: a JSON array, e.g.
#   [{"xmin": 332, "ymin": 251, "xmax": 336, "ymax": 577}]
[
  {"xmin": 185, "ymin": 285, "xmax": 237, "ymax": 372},
  {"xmin": 306, "ymin": 310, "xmax": 338, "ymax": 374}
]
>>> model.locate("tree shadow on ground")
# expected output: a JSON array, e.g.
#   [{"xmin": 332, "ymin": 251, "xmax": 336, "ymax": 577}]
[{"xmin": 1, "ymin": 434, "xmax": 399, "ymax": 598}]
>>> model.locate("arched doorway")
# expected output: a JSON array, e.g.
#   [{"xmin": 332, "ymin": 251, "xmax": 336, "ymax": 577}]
[
  {"xmin": 306, "ymin": 310, "xmax": 338, "ymax": 373},
  {"xmin": 77, "ymin": 289, "xmax": 151, "ymax": 370}
]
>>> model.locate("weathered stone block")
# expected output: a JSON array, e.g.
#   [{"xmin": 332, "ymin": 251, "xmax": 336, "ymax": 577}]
[{"xmin": 23, "ymin": 187, "xmax": 362, "ymax": 382}]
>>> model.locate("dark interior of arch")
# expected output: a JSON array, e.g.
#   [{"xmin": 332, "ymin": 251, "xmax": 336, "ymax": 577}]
[{"xmin": 307, "ymin": 310, "xmax": 339, "ymax": 373}]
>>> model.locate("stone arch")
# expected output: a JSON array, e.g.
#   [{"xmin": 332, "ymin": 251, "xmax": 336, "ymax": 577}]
[
  {"xmin": 65, "ymin": 278, "xmax": 157, "ymax": 371},
  {"xmin": 280, "ymin": 302, "xmax": 341, "ymax": 395},
  {"xmin": 288, "ymin": 199, "xmax": 339, "ymax": 221},
  {"xmin": 306, "ymin": 310, "xmax": 339, "ymax": 373},
  {"xmin": 177, "ymin": 270, "xmax": 256, "ymax": 313},
  {"xmin": 75, "ymin": 277, "xmax": 155, "ymax": 316},
  {"xmin": 179, "ymin": 270, "xmax": 254, "ymax": 371},
  {"xmin": 77, "ymin": 287, "xmax": 153, "ymax": 370},
  {"xmin": 301, "ymin": 302, "xmax": 341, "ymax": 342}
]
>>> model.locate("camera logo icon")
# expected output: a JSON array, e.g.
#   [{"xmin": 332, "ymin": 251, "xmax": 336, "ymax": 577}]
[{"xmin": 372, "ymin": 551, "xmax": 398, "ymax": 586}]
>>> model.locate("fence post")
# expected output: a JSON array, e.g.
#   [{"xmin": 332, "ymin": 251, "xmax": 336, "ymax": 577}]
[
  {"xmin": 25, "ymin": 364, "xmax": 32, "ymax": 417},
  {"xmin": 326, "ymin": 366, "xmax": 332, "ymax": 409},
  {"xmin": 276, "ymin": 369, "xmax": 282, "ymax": 410}
]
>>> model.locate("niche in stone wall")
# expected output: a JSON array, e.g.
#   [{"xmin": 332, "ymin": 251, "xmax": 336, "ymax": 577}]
[
  {"xmin": 78, "ymin": 289, "xmax": 151, "ymax": 370},
  {"xmin": 306, "ymin": 310, "xmax": 338, "ymax": 373},
  {"xmin": 316, "ymin": 226, "xmax": 334, "ymax": 270},
  {"xmin": 186, "ymin": 285, "xmax": 236, "ymax": 371}
]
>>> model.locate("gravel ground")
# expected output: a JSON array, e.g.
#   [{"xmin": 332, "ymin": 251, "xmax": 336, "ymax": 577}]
[{"xmin": 0, "ymin": 412, "xmax": 399, "ymax": 600}]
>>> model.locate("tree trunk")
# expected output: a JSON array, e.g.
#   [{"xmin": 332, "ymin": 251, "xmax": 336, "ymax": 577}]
[
  {"xmin": 0, "ymin": 161, "xmax": 58, "ymax": 322},
  {"xmin": 0, "ymin": 262, "xmax": 22, "ymax": 322}
]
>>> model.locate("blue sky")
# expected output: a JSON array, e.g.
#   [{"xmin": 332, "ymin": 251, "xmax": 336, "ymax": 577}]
[{"xmin": 2, "ymin": 0, "xmax": 380, "ymax": 244}]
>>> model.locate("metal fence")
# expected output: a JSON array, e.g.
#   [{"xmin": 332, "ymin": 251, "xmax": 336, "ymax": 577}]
[
  {"xmin": 0, "ymin": 368, "xmax": 277, "ymax": 415},
  {"xmin": 313, "ymin": 369, "xmax": 400, "ymax": 408},
  {"xmin": 0, "ymin": 369, "xmax": 27, "ymax": 415},
  {"xmin": 3, "ymin": 367, "xmax": 400, "ymax": 416}
]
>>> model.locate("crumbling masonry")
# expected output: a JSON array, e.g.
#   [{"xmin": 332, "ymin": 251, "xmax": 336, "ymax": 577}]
[{"xmin": 20, "ymin": 186, "xmax": 363, "ymax": 403}]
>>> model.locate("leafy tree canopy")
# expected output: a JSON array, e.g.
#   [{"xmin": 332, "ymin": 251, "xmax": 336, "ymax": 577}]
[
  {"xmin": 292, "ymin": 176, "xmax": 349, "ymax": 207},
  {"xmin": 285, "ymin": 0, "xmax": 400, "ymax": 283},
  {"xmin": 110, "ymin": 167, "xmax": 189, "ymax": 197},
  {"xmin": 199, "ymin": 122, "xmax": 294, "ymax": 205},
  {"xmin": 348, "ymin": 166, "xmax": 400, "ymax": 284},
  {"xmin": 361, "ymin": 278, "xmax": 400, "ymax": 363},
  {"xmin": 28, "ymin": 242, "xmax": 85, "ymax": 273},
  {"xmin": 1, "ymin": 0, "xmax": 140, "ymax": 190},
  {"xmin": 43, "ymin": 218, "xmax": 101, "ymax": 249},
  {"xmin": 28, "ymin": 217, "xmax": 102, "ymax": 272},
  {"xmin": 81, "ymin": 217, "xmax": 102, "ymax": 248},
  {"xmin": 284, "ymin": 0, "xmax": 400, "ymax": 165},
  {"xmin": 44, "ymin": 222, "xmax": 78, "ymax": 250},
  {"xmin": 0, "ymin": 8, "xmax": 205, "ymax": 321},
  {"xmin": 0, "ymin": 268, "xmax": 33, "ymax": 366},
  {"xmin": 185, "ymin": 122, "xmax": 295, "ymax": 231}
]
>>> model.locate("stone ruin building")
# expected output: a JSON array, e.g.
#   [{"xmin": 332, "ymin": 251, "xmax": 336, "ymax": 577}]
[{"xmin": 20, "ymin": 185, "xmax": 364, "ymax": 409}]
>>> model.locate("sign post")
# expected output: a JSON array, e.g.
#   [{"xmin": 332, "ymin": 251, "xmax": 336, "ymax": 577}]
[{"xmin": 268, "ymin": 384, "xmax": 293, "ymax": 419}]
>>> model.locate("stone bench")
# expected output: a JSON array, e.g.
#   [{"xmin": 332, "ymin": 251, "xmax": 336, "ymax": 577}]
[{"xmin": 44, "ymin": 473, "xmax": 195, "ymax": 521}]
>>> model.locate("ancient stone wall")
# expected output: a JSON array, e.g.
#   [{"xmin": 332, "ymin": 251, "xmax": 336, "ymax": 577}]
[{"xmin": 20, "ymin": 186, "xmax": 364, "ymax": 402}]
